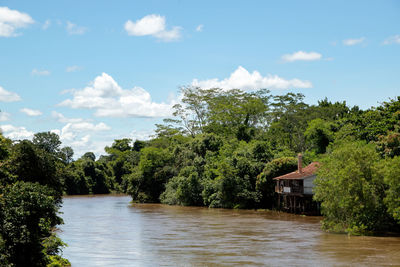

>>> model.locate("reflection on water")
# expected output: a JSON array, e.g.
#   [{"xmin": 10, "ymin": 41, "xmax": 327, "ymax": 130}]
[{"xmin": 59, "ymin": 195, "xmax": 400, "ymax": 266}]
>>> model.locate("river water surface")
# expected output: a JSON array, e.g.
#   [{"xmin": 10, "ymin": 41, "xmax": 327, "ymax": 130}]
[{"xmin": 59, "ymin": 195, "xmax": 400, "ymax": 266}]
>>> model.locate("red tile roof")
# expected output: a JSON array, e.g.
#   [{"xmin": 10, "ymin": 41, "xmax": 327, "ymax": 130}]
[{"xmin": 273, "ymin": 162, "xmax": 320, "ymax": 180}]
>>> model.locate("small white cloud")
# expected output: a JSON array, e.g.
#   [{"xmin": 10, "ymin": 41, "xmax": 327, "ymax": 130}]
[
  {"xmin": 66, "ymin": 65, "xmax": 82, "ymax": 72},
  {"xmin": 32, "ymin": 69, "xmax": 50, "ymax": 76},
  {"xmin": 42, "ymin": 19, "xmax": 50, "ymax": 30},
  {"xmin": 282, "ymin": 51, "xmax": 322, "ymax": 62},
  {"xmin": 52, "ymin": 111, "xmax": 84, "ymax": 123},
  {"xmin": 124, "ymin": 14, "xmax": 181, "ymax": 41},
  {"xmin": 0, "ymin": 124, "xmax": 34, "ymax": 140},
  {"xmin": 129, "ymin": 129, "xmax": 154, "ymax": 141},
  {"xmin": 66, "ymin": 21, "xmax": 87, "ymax": 35},
  {"xmin": 0, "ymin": 112, "xmax": 10, "ymax": 121},
  {"xmin": 196, "ymin": 24, "xmax": 203, "ymax": 32},
  {"xmin": 383, "ymin": 35, "xmax": 400, "ymax": 45},
  {"xmin": 343, "ymin": 37, "xmax": 365, "ymax": 46},
  {"xmin": 20, "ymin": 108, "xmax": 42, "ymax": 116},
  {"xmin": 0, "ymin": 6, "xmax": 34, "ymax": 37},
  {"xmin": 191, "ymin": 66, "xmax": 312, "ymax": 91},
  {"xmin": 59, "ymin": 72, "xmax": 176, "ymax": 117},
  {"xmin": 0, "ymin": 86, "xmax": 21, "ymax": 102}
]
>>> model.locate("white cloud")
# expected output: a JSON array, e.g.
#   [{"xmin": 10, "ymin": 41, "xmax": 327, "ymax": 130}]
[
  {"xmin": 51, "ymin": 112, "xmax": 112, "ymax": 157},
  {"xmin": 124, "ymin": 14, "xmax": 181, "ymax": 41},
  {"xmin": 383, "ymin": 35, "xmax": 400, "ymax": 45},
  {"xmin": 61, "ymin": 122, "xmax": 110, "ymax": 138},
  {"xmin": 0, "ymin": 124, "xmax": 34, "ymax": 140},
  {"xmin": 282, "ymin": 51, "xmax": 322, "ymax": 62},
  {"xmin": 42, "ymin": 19, "xmax": 50, "ymax": 30},
  {"xmin": 32, "ymin": 69, "xmax": 50, "ymax": 76},
  {"xmin": 52, "ymin": 111, "xmax": 84, "ymax": 123},
  {"xmin": 0, "ymin": 112, "xmax": 10, "ymax": 121},
  {"xmin": 59, "ymin": 72, "xmax": 176, "ymax": 117},
  {"xmin": 51, "ymin": 111, "xmax": 110, "ymax": 140},
  {"xmin": 343, "ymin": 37, "xmax": 365, "ymax": 46},
  {"xmin": 66, "ymin": 21, "xmax": 87, "ymax": 35},
  {"xmin": 0, "ymin": 6, "xmax": 34, "ymax": 37},
  {"xmin": 0, "ymin": 86, "xmax": 21, "ymax": 102},
  {"xmin": 196, "ymin": 24, "xmax": 203, "ymax": 32},
  {"xmin": 191, "ymin": 66, "xmax": 312, "ymax": 90},
  {"xmin": 129, "ymin": 129, "xmax": 154, "ymax": 141},
  {"xmin": 20, "ymin": 108, "xmax": 42, "ymax": 116},
  {"xmin": 66, "ymin": 65, "xmax": 82, "ymax": 72}
]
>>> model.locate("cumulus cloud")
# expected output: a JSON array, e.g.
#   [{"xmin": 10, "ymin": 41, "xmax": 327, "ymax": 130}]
[
  {"xmin": 51, "ymin": 111, "xmax": 110, "ymax": 139},
  {"xmin": 66, "ymin": 65, "xmax": 82, "ymax": 72},
  {"xmin": 191, "ymin": 66, "xmax": 312, "ymax": 90},
  {"xmin": 20, "ymin": 108, "xmax": 42, "ymax": 116},
  {"xmin": 66, "ymin": 21, "xmax": 87, "ymax": 35},
  {"xmin": 0, "ymin": 112, "xmax": 10, "ymax": 121},
  {"xmin": 196, "ymin": 24, "xmax": 203, "ymax": 32},
  {"xmin": 59, "ymin": 72, "xmax": 175, "ymax": 117},
  {"xmin": 0, "ymin": 86, "xmax": 21, "ymax": 102},
  {"xmin": 124, "ymin": 14, "xmax": 181, "ymax": 41},
  {"xmin": 343, "ymin": 37, "xmax": 365, "ymax": 46},
  {"xmin": 0, "ymin": 6, "xmax": 34, "ymax": 37},
  {"xmin": 0, "ymin": 124, "xmax": 34, "ymax": 140},
  {"xmin": 50, "ymin": 111, "xmax": 111, "ymax": 157},
  {"xmin": 32, "ymin": 69, "xmax": 50, "ymax": 76},
  {"xmin": 383, "ymin": 35, "xmax": 400, "ymax": 45},
  {"xmin": 282, "ymin": 51, "xmax": 322, "ymax": 62}
]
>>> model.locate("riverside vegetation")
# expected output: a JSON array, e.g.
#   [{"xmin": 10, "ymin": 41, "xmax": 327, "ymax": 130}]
[{"xmin": 1, "ymin": 87, "xmax": 400, "ymax": 266}]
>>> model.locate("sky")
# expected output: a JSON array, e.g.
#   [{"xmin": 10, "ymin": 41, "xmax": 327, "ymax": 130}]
[{"xmin": 0, "ymin": 0, "xmax": 399, "ymax": 157}]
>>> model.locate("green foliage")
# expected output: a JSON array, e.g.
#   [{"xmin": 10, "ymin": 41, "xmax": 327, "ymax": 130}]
[
  {"xmin": 127, "ymin": 147, "xmax": 174, "ymax": 202},
  {"xmin": 7, "ymin": 140, "xmax": 63, "ymax": 198},
  {"xmin": 0, "ymin": 182, "xmax": 63, "ymax": 266},
  {"xmin": 305, "ymin": 118, "xmax": 334, "ymax": 154},
  {"xmin": 313, "ymin": 141, "xmax": 391, "ymax": 234},
  {"xmin": 59, "ymin": 147, "xmax": 74, "ymax": 164},
  {"xmin": 382, "ymin": 156, "xmax": 400, "ymax": 223},
  {"xmin": 81, "ymin": 152, "xmax": 96, "ymax": 161},
  {"xmin": 33, "ymin": 132, "xmax": 62, "ymax": 155},
  {"xmin": 256, "ymin": 157, "xmax": 297, "ymax": 208},
  {"xmin": 46, "ymin": 255, "xmax": 71, "ymax": 267},
  {"xmin": 161, "ymin": 166, "xmax": 203, "ymax": 206}
]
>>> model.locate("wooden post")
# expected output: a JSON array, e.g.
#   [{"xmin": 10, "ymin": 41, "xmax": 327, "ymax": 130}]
[{"xmin": 278, "ymin": 194, "xmax": 280, "ymax": 209}]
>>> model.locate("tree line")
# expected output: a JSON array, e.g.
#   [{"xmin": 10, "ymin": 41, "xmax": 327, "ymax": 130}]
[
  {"xmin": 63, "ymin": 87, "xmax": 400, "ymax": 234},
  {"xmin": 1, "ymin": 87, "xmax": 400, "ymax": 266}
]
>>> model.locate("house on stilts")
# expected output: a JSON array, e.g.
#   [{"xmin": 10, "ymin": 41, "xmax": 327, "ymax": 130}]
[{"xmin": 274, "ymin": 154, "xmax": 320, "ymax": 214}]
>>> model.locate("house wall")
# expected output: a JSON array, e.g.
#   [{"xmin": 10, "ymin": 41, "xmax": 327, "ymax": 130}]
[{"xmin": 303, "ymin": 175, "xmax": 317, "ymax": 195}]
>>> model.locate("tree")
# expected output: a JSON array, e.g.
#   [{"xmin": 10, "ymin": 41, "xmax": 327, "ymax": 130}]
[
  {"xmin": 0, "ymin": 182, "xmax": 63, "ymax": 266},
  {"xmin": 8, "ymin": 140, "xmax": 63, "ymax": 197},
  {"xmin": 60, "ymin": 146, "xmax": 74, "ymax": 164},
  {"xmin": 127, "ymin": 147, "xmax": 174, "ymax": 202},
  {"xmin": 382, "ymin": 156, "xmax": 400, "ymax": 223},
  {"xmin": 81, "ymin": 152, "xmax": 96, "ymax": 161},
  {"xmin": 32, "ymin": 132, "xmax": 62, "ymax": 155},
  {"xmin": 256, "ymin": 157, "xmax": 297, "ymax": 208},
  {"xmin": 313, "ymin": 141, "xmax": 390, "ymax": 234},
  {"xmin": 305, "ymin": 118, "xmax": 334, "ymax": 154}
]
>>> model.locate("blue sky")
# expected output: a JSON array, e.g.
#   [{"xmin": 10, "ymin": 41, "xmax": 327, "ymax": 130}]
[{"xmin": 0, "ymin": 0, "xmax": 399, "ymax": 157}]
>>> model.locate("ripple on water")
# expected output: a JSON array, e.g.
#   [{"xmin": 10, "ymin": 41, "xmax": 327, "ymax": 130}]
[{"xmin": 59, "ymin": 195, "xmax": 400, "ymax": 266}]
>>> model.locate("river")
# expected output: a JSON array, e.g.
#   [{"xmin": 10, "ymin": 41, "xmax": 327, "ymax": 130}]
[{"xmin": 59, "ymin": 195, "xmax": 400, "ymax": 266}]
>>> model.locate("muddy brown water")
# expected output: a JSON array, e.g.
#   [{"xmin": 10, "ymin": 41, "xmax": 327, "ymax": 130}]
[{"xmin": 59, "ymin": 195, "xmax": 400, "ymax": 266}]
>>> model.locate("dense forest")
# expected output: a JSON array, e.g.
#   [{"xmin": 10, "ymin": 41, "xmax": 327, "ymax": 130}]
[{"xmin": 1, "ymin": 87, "xmax": 400, "ymax": 265}]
